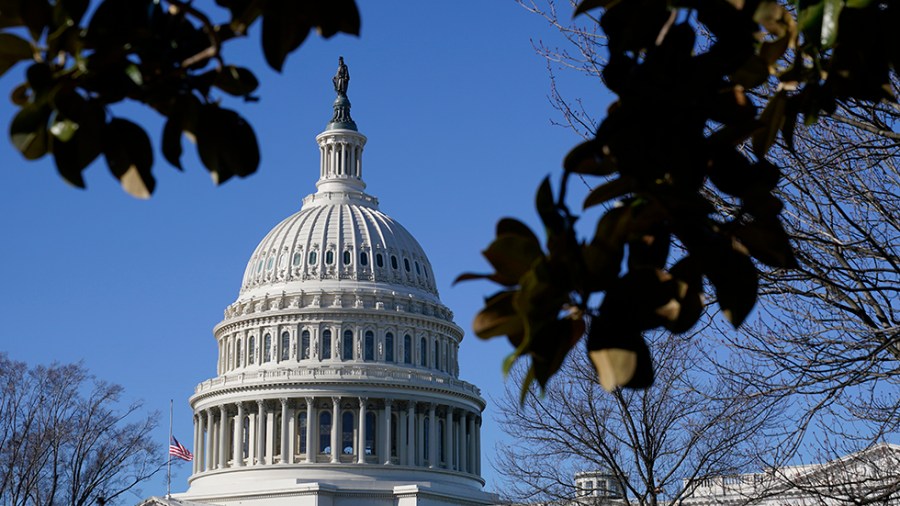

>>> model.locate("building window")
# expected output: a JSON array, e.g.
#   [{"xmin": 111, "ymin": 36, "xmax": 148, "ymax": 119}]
[
  {"xmin": 236, "ymin": 340, "xmax": 242, "ymax": 367},
  {"xmin": 342, "ymin": 411, "xmax": 354, "ymax": 455},
  {"xmin": 301, "ymin": 330, "xmax": 310, "ymax": 359},
  {"xmin": 248, "ymin": 336, "xmax": 256, "ymax": 364},
  {"xmin": 266, "ymin": 256, "xmax": 274, "ymax": 270},
  {"xmin": 292, "ymin": 252, "xmax": 302, "ymax": 266},
  {"xmin": 325, "ymin": 250, "xmax": 334, "ymax": 264},
  {"xmin": 420, "ymin": 337, "xmax": 427, "ymax": 367},
  {"xmin": 365, "ymin": 411, "xmax": 376, "ymax": 456},
  {"xmin": 343, "ymin": 330, "xmax": 353, "ymax": 360},
  {"xmin": 281, "ymin": 332, "xmax": 290, "ymax": 361},
  {"xmin": 322, "ymin": 330, "xmax": 332, "ymax": 359},
  {"xmin": 390, "ymin": 414, "xmax": 398, "ymax": 457},
  {"xmin": 298, "ymin": 411, "xmax": 308, "ymax": 454},
  {"xmin": 364, "ymin": 331, "xmax": 374, "ymax": 361},
  {"xmin": 424, "ymin": 417, "xmax": 430, "ymax": 460},
  {"xmin": 390, "ymin": 255, "xmax": 398, "ymax": 269},
  {"xmin": 319, "ymin": 412, "xmax": 331, "ymax": 454},
  {"xmin": 415, "ymin": 261, "xmax": 421, "ymax": 274},
  {"xmin": 343, "ymin": 250, "xmax": 351, "ymax": 265},
  {"xmin": 376, "ymin": 253, "xmax": 384, "ymax": 268},
  {"xmin": 438, "ymin": 420, "xmax": 445, "ymax": 463},
  {"xmin": 242, "ymin": 416, "xmax": 250, "ymax": 459},
  {"xmin": 434, "ymin": 339, "xmax": 440, "ymax": 369},
  {"xmin": 360, "ymin": 252, "xmax": 368, "ymax": 266},
  {"xmin": 264, "ymin": 333, "xmax": 272, "ymax": 363},
  {"xmin": 385, "ymin": 332, "xmax": 394, "ymax": 363},
  {"xmin": 404, "ymin": 334, "xmax": 412, "ymax": 364},
  {"xmin": 309, "ymin": 251, "xmax": 317, "ymax": 265},
  {"xmin": 404, "ymin": 258, "xmax": 410, "ymax": 272}
]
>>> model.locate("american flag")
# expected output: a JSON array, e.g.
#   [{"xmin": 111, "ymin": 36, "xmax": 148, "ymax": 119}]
[{"xmin": 169, "ymin": 436, "xmax": 193, "ymax": 461}]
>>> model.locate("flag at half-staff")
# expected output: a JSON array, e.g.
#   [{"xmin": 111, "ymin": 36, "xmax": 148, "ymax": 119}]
[{"xmin": 169, "ymin": 436, "xmax": 193, "ymax": 461}]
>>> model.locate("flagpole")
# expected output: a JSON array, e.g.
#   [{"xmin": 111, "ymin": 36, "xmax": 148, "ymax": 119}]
[{"xmin": 167, "ymin": 399, "xmax": 173, "ymax": 500}]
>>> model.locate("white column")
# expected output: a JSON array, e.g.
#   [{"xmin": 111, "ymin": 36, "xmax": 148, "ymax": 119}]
[
  {"xmin": 204, "ymin": 410, "xmax": 213, "ymax": 472},
  {"xmin": 265, "ymin": 410, "xmax": 275, "ymax": 463},
  {"xmin": 416, "ymin": 411, "xmax": 425, "ymax": 466},
  {"xmin": 459, "ymin": 413, "xmax": 467, "ymax": 473},
  {"xmin": 398, "ymin": 404, "xmax": 407, "ymax": 465},
  {"xmin": 331, "ymin": 397, "xmax": 340, "ymax": 463},
  {"xmin": 468, "ymin": 413, "xmax": 476, "ymax": 473},
  {"xmin": 256, "ymin": 400, "xmax": 266, "ymax": 465},
  {"xmin": 443, "ymin": 408, "xmax": 452, "ymax": 469},
  {"xmin": 358, "ymin": 398, "xmax": 367, "ymax": 464},
  {"xmin": 406, "ymin": 402, "xmax": 415, "ymax": 466},
  {"xmin": 475, "ymin": 416, "xmax": 482, "ymax": 475},
  {"xmin": 192, "ymin": 414, "xmax": 200, "ymax": 474},
  {"xmin": 218, "ymin": 405, "xmax": 228, "ymax": 469},
  {"xmin": 248, "ymin": 412, "xmax": 257, "ymax": 464},
  {"xmin": 287, "ymin": 404, "xmax": 296, "ymax": 464},
  {"xmin": 305, "ymin": 397, "xmax": 315, "ymax": 462},
  {"xmin": 383, "ymin": 399, "xmax": 393, "ymax": 465},
  {"xmin": 280, "ymin": 398, "xmax": 289, "ymax": 463},
  {"xmin": 233, "ymin": 403, "xmax": 244, "ymax": 467},
  {"xmin": 428, "ymin": 403, "xmax": 437, "ymax": 468}
]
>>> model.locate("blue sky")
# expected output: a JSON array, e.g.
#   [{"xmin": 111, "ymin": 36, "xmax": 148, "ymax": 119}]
[{"xmin": 0, "ymin": 0, "xmax": 610, "ymax": 497}]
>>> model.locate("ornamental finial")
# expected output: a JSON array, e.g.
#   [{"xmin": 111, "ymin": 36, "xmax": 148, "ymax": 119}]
[{"xmin": 327, "ymin": 56, "xmax": 356, "ymax": 131}]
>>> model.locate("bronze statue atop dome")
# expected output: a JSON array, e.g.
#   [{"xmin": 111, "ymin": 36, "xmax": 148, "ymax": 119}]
[{"xmin": 333, "ymin": 56, "xmax": 349, "ymax": 96}]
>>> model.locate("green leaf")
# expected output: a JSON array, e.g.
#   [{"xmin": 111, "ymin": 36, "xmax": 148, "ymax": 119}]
[
  {"xmin": 196, "ymin": 105, "xmax": 259, "ymax": 184},
  {"xmin": 583, "ymin": 176, "xmax": 633, "ymax": 209},
  {"xmin": 564, "ymin": 140, "xmax": 615, "ymax": 176},
  {"xmin": 10, "ymin": 82, "xmax": 29, "ymax": 105},
  {"xmin": 574, "ymin": 0, "xmax": 620, "ymax": 16},
  {"xmin": 472, "ymin": 290, "xmax": 524, "ymax": 341},
  {"xmin": 482, "ymin": 234, "xmax": 544, "ymax": 286},
  {"xmin": 51, "ymin": 101, "xmax": 103, "ymax": 189},
  {"xmin": 734, "ymin": 219, "xmax": 797, "ymax": 268},
  {"xmin": 704, "ymin": 242, "xmax": 758, "ymax": 327},
  {"xmin": 10, "ymin": 102, "xmax": 51, "ymax": 160},
  {"xmin": 50, "ymin": 117, "xmax": 78, "ymax": 142},
  {"xmin": 214, "ymin": 65, "xmax": 259, "ymax": 96},
  {"xmin": 752, "ymin": 90, "xmax": 788, "ymax": 158},
  {"xmin": 0, "ymin": 33, "xmax": 33, "ymax": 78},
  {"xmin": 0, "ymin": 0, "xmax": 24, "ymax": 29},
  {"xmin": 535, "ymin": 176, "xmax": 565, "ymax": 236},
  {"xmin": 21, "ymin": 0, "xmax": 50, "ymax": 40},
  {"xmin": 261, "ymin": 1, "xmax": 310, "ymax": 72},
  {"xmin": 103, "ymin": 118, "xmax": 154, "ymax": 198},
  {"xmin": 587, "ymin": 321, "xmax": 653, "ymax": 391},
  {"xmin": 821, "ymin": 0, "xmax": 843, "ymax": 47}
]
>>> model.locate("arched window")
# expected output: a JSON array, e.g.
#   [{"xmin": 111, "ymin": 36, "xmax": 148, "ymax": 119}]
[
  {"xmin": 301, "ymin": 330, "xmax": 310, "ymax": 359},
  {"xmin": 342, "ymin": 411, "xmax": 354, "ymax": 455},
  {"xmin": 322, "ymin": 330, "xmax": 332, "ymax": 359},
  {"xmin": 415, "ymin": 261, "xmax": 421, "ymax": 274},
  {"xmin": 420, "ymin": 337, "xmax": 427, "ymax": 367},
  {"xmin": 434, "ymin": 339, "xmax": 440, "ymax": 369},
  {"xmin": 325, "ymin": 250, "xmax": 334, "ymax": 264},
  {"xmin": 365, "ymin": 411, "xmax": 376, "ymax": 456},
  {"xmin": 298, "ymin": 411, "xmax": 308, "ymax": 454},
  {"xmin": 266, "ymin": 256, "xmax": 274, "ymax": 271},
  {"xmin": 390, "ymin": 413, "xmax": 399, "ymax": 458},
  {"xmin": 404, "ymin": 334, "xmax": 412, "ymax": 364},
  {"xmin": 292, "ymin": 251, "xmax": 302, "ymax": 266},
  {"xmin": 319, "ymin": 411, "xmax": 331, "ymax": 454},
  {"xmin": 308, "ymin": 251, "xmax": 317, "ymax": 265},
  {"xmin": 248, "ymin": 336, "xmax": 256, "ymax": 364},
  {"xmin": 343, "ymin": 330, "xmax": 354, "ymax": 360},
  {"xmin": 376, "ymin": 253, "xmax": 384, "ymax": 268},
  {"xmin": 390, "ymin": 255, "xmax": 398, "ymax": 269},
  {"xmin": 364, "ymin": 331, "xmax": 374, "ymax": 361},
  {"xmin": 343, "ymin": 250, "xmax": 351, "ymax": 265},
  {"xmin": 274, "ymin": 412, "xmax": 282, "ymax": 457},
  {"xmin": 360, "ymin": 252, "xmax": 368, "ymax": 266},
  {"xmin": 404, "ymin": 258, "xmax": 410, "ymax": 272},
  {"xmin": 385, "ymin": 332, "xmax": 395, "ymax": 363},
  {"xmin": 236, "ymin": 340, "xmax": 243, "ymax": 367},
  {"xmin": 242, "ymin": 416, "xmax": 250, "ymax": 459},
  {"xmin": 263, "ymin": 333, "xmax": 272, "ymax": 363},
  {"xmin": 281, "ymin": 332, "xmax": 290, "ymax": 361}
]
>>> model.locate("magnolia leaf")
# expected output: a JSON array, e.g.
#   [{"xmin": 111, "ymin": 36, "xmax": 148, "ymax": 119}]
[
  {"xmin": 590, "ymin": 348, "xmax": 637, "ymax": 392},
  {"xmin": 734, "ymin": 219, "xmax": 797, "ymax": 268},
  {"xmin": 574, "ymin": 0, "xmax": 620, "ymax": 16},
  {"xmin": 704, "ymin": 242, "xmax": 758, "ymax": 327},
  {"xmin": 472, "ymin": 290, "xmax": 524, "ymax": 341},
  {"xmin": 214, "ymin": 65, "xmax": 259, "ymax": 96},
  {"xmin": 10, "ymin": 102, "xmax": 50, "ymax": 160},
  {"xmin": 583, "ymin": 177, "xmax": 633, "ymax": 209},
  {"xmin": 821, "ymin": 0, "xmax": 843, "ymax": 48},
  {"xmin": 482, "ymin": 234, "xmax": 543, "ymax": 286},
  {"xmin": 752, "ymin": 90, "xmax": 788, "ymax": 158},
  {"xmin": 103, "ymin": 118, "xmax": 154, "ymax": 198},
  {"xmin": 0, "ymin": 33, "xmax": 33, "ymax": 78}
]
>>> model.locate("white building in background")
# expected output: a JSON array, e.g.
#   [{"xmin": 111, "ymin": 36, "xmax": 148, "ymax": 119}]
[{"xmin": 141, "ymin": 59, "xmax": 494, "ymax": 506}]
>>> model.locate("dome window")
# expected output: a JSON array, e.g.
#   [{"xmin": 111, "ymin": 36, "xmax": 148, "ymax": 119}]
[
  {"xmin": 248, "ymin": 336, "xmax": 256, "ymax": 364},
  {"xmin": 376, "ymin": 253, "xmax": 384, "ymax": 268},
  {"xmin": 280, "ymin": 332, "xmax": 290, "ymax": 361},
  {"xmin": 263, "ymin": 333, "xmax": 272, "ymax": 363},
  {"xmin": 385, "ymin": 332, "xmax": 395, "ymax": 363},
  {"xmin": 292, "ymin": 252, "xmax": 303, "ymax": 266},
  {"xmin": 266, "ymin": 256, "xmax": 275, "ymax": 270},
  {"xmin": 364, "ymin": 331, "xmax": 374, "ymax": 361},
  {"xmin": 342, "ymin": 330, "xmax": 354, "ymax": 360},
  {"xmin": 256, "ymin": 259, "xmax": 264, "ymax": 273},
  {"xmin": 404, "ymin": 258, "xmax": 410, "ymax": 272},
  {"xmin": 309, "ymin": 251, "xmax": 318, "ymax": 265},
  {"xmin": 360, "ymin": 252, "xmax": 368, "ymax": 266},
  {"xmin": 342, "ymin": 250, "xmax": 351, "ymax": 265},
  {"xmin": 403, "ymin": 335, "xmax": 412, "ymax": 364},
  {"xmin": 322, "ymin": 330, "xmax": 332, "ymax": 359},
  {"xmin": 433, "ymin": 339, "xmax": 440, "ymax": 369},
  {"xmin": 420, "ymin": 337, "xmax": 427, "ymax": 367},
  {"xmin": 415, "ymin": 261, "xmax": 420, "ymax": 274},
  {"xmin": 236, "ymin": 340, "xmax": 242, "ymax": 367},
  {"xmin": 390, "ymin": 255, "xmax": 398, "ymax": 269},
  {"xmin": 326, "ymin": 251, "xmax": 334, "ymax": 265},
  {"xmin": 301, "ymin": 330, "xmax": 310, "ymax": 359}
]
